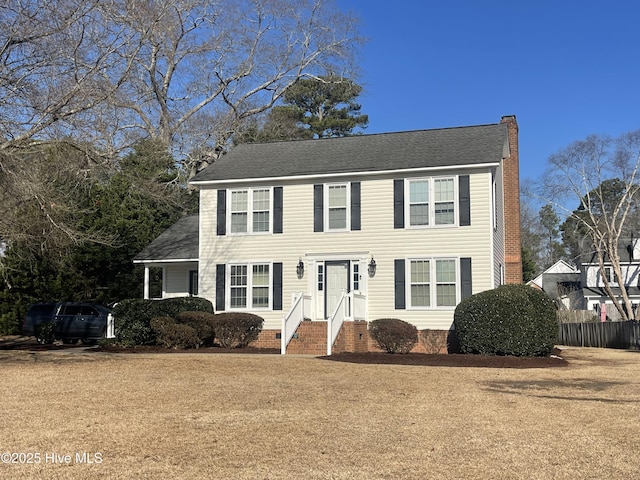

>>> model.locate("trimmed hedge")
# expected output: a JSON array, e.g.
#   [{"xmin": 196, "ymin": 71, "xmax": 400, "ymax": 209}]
[
  {"xmin": 453, "ymin": 284, "xmax": 557, "ymax": 357},
  {"xmin": 175, "ymin": 311, "xmax": 216, "ymax": 346},
  {"xmin": 113, "ymin": 297, "xmax": 213, "ymax": 346},
  {"xmin": 369, "ymin": 318, "xmax": 418, "ymax": 354},
  {"xmin": 150, "ymin": 317, "xmax": 200, "ymax": 349},
  {"xmin": 212, "ymin": 312, "xmax": 264, "ymax": 348}
]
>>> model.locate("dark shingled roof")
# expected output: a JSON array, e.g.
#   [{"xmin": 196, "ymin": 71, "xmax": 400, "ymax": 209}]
[
  {"xmin": 190, "ymin": 123, "xmax": 508, "ymax": 183},
  {"xmin": 134, "ymin": 215, "xmax": 199, "ymax": 262}
]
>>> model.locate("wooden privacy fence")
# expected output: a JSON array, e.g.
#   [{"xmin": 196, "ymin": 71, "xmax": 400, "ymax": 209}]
[{"xmin": 558, "ymin": 320, "xmax": 640, "ymax": 350}]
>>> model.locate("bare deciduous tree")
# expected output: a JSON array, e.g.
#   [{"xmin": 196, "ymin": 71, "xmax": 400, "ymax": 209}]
[
  {"xmin": 0, "ymin": 0, "xmax": 362, "ymax": 255},
  {"xmin": 102, "ymin": 0, "xmax": 362, "ymax": 174},
  {"xmin": 542, "ymin": 131, "xmax": 640, "ymax": 320}
]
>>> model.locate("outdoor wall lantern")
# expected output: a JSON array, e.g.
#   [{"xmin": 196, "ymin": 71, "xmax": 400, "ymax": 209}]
[
  {"xmin": 368, "ymin": 257, "xmax": 377, "ymax": 278},
  {"xmin": 296, "ymin": 258, "xmax": 305, "ymax": 279}
]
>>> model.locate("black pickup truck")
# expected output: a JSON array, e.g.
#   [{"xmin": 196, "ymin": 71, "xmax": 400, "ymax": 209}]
[{"xmin": 22, "ymin": 302, "xmax": 112, "ymax": 344}]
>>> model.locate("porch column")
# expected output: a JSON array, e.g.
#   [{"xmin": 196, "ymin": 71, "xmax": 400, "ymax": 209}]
[{"xmin": 143, "ymin": 266, "xmax": 150, "ymax": 299}]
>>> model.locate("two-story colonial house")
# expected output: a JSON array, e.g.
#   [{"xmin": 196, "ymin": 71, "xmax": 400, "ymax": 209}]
[{"xmin": 135, "ymin": 116, "xmax": 522, "ymax": 353}]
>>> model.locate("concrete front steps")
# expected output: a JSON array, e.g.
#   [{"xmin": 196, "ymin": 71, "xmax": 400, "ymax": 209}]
[{"xmin": 285, "ymin": 320, "xmax": 369, "ymax": 355}]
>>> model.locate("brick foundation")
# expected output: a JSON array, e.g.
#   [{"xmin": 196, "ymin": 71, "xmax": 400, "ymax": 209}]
[{"xmin": 251, "ymin": 324, "xmax": 453, "ymax": 355}]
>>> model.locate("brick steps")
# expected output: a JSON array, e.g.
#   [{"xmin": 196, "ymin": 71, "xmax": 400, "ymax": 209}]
[
  {"xmin": 285, "ymin": 321, "xmax": 328, "ymax": 355},
  {"xmin": 284, "ymin": 320, "xmax": 369, "ymax": 355}
]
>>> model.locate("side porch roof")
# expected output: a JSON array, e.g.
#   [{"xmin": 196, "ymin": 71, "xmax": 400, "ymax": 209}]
[{"xmin": 134, "ymin": 215, "xmax": 199, "ymax": 263}]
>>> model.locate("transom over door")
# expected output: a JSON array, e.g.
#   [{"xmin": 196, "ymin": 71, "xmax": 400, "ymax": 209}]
[{"xmin": 325, "ymin": 261, "xmax": 350, "ymax": 318}]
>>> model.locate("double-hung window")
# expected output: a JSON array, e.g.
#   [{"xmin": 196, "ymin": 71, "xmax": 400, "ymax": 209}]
[
  {"xmin": 230, "ymin": 188, "xmax": 271, "ymax": 234},
  {"xmin": 229, "ymin": 263, "xmax": 271, "ymax": 309},
  {"xmin": 409, "ymin": 258, "xmax": 458, "ymax": 308},
  {"xmin": 406, "ymin": 177, "xmax": 456, "ymax": 227},
  {"xmin": 327, "ymin": 184, "xmax": 349, "ymax": 230}
]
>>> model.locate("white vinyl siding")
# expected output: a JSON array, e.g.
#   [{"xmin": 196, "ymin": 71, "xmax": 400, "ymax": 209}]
[{"xmin": 199, "ymin": 171, "xmax": 494, "ymax": 330}]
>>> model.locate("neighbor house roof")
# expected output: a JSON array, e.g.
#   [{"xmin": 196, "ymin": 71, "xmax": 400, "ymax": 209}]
[
  {"xmin": 190, "ymin": 122, "xmax": 509, "ymax": 184},
  {"xmin": 133, "ymin": 215, "xmax": 199, "ymax": 263}
]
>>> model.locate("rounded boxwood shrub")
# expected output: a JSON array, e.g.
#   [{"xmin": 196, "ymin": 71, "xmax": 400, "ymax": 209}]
[
  {"xmin": 453, "ymin": 284, "xmax": 557, "ymax": 357},
  {"xmin": 150, "ymin": 316, "xmax": 200, "ymax": 349},
  {"xmin": 212, "ymin": 312, "xmax": 264, "ymax": 348},
  {"xmin": 175, "ymin": 311, "xmax": 216, "ymax": 346},
  {"xmin": 369, "ymin": 318, "xmax": 418, "ymax": 354}
]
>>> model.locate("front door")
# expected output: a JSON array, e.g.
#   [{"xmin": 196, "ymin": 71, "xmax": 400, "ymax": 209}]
[{"xmin": 325, "ymin": 261, "xmax": 350, "ymax": 318}]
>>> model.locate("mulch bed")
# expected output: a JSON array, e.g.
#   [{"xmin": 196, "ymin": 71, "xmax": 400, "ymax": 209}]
[
  {"xmin": 1, "ymin": 337, "xmax": 568, "ymax": 368},
  {"xmin": 320, "ymin": 349, "xmax": 568, "ymax": 368}
]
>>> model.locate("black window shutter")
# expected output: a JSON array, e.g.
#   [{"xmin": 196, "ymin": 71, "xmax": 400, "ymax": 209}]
[
  {"xmin": 461, "ymin": 257, "xmax": 472, "ymax": 300},
  {"xmin": 273, "ymin": 262, "xmax": 283, "ymax": 310},
  {"xmin": 393, "ymin": 179, "xmax": 404, "ymax": 229},
  {"xmin": 394, "ymin": 259, "xmax": 406, "ymax": 309},
  {"xmin": 459, "ymin": 175, "xmax": 470, "ymax": 226},
  {"xmin": 351, "ymin": 182, "xmax": 361, "ymax": 231},
  {"xmin": 217, "ymin": 189, "xmax": 226, "ymax": 235},
  {"xmin": 216, "ymin": 264, "xmax": 225, "ymax": 311},
  {"xmin": 274, "ymin": 187, "xmax": 283, "ymax": 234},
  {"xmin": 314, "ymin": 184, "xmax": 324, "ymax": 232}
]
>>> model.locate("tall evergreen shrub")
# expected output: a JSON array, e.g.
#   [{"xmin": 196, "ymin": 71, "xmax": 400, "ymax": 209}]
[{"xmin": 453, "ymin": 284, "xmax": 557, "ymax": 357}]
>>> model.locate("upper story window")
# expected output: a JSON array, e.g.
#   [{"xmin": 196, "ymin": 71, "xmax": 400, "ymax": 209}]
[
  {"xmin": 406, "ymin": 177, "xmax": 456, "ymax": 227},
  {"xmin": 229, "ymin": 188, "xmax": 271, "ymax": 234},
  {"xmin": 395, "ymin": 176, "xmax": 469, "ymax": 229},
  {"xmin": 327, "ymin": 184, "xmax": 349, "ymax": 230},
  {"xmin": 314, "ymin": 182, "xmax": 361, "ymax": 232}
]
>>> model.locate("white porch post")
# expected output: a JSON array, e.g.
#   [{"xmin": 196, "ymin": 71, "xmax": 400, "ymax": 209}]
[{"xmin": 143, "ymin": 266, "xmax": 150, "ymax": 299}]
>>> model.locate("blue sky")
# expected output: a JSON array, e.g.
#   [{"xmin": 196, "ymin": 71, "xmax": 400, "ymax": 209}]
[{"xmin": 336, "ymin": 0, "xmax": 640, "ymax": 185}]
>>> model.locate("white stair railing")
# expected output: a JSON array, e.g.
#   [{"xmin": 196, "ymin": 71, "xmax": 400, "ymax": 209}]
[
  {"xmin": 281, "ymin": 291, "xmax": 306, "ymax": 355},
  {"xmin": 327, "ymin": 290, "xmax": 348, "ymax": 356},
  {"xmin": 352, "ymin": 292, "xmax": 367, "ymax": 320}
]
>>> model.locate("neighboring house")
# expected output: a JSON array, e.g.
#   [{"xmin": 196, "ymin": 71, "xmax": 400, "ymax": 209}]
[
  {"xmin": 137, "ymin": 116, "xmax": 522, "ymax": 353},
  {"xmin": 579, "ymin": 237, "xmax": 640, "ymax": 317},
  {"xmin": 527, "ymin": 260, "xmax": 583, "ymax": 309}
]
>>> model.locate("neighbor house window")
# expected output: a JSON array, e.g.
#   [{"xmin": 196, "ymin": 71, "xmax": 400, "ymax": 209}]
[
  {"xmin": 327, "ymin": 184, "xmax": 349, "ymax": 230},
  {"xmin": 229, "ymin": 263, "xmax": 271, "ymax": 309},
  {"xmin": 230, "ymin": 188, "xmax": 272, "ymax": 234},
  {"xmin": 406, "ymin": 177, "xmax": 456, "ymax": 227},
  {"xmin": 409, "ymin": 258, "xmax": 459, "ymax": 308}
]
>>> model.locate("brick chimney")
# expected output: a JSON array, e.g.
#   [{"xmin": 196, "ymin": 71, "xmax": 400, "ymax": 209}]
[{"xmin": 500, "ymin": 115, "xmax": 523, "ymax": 284}]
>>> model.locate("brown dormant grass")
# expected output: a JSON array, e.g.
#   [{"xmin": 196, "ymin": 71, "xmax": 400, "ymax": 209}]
[{"xmin": 1, "ymin": 347, "xmax": 639, "ymax": 479}]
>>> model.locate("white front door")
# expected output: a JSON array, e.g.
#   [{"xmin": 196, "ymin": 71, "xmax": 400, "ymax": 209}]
[{"xmin": 325, "ymin": 261, "xmax": 350, "ymax": 318}]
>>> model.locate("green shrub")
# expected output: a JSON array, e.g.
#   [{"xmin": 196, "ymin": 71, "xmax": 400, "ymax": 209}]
[
  {"xmin": 453, "ymin": 284, "xmax": 557, "ymax": 357},
  {"xmin": 149, "ymin": 316, "xmax": 176, "ymax": 334},
  {"xmin": 113, "ymin": 297, "xmax": 213, "ymax": 346},
  {"xmin": 159, "ymin": 323, "xmax": 200, "ymax": 349},
  {"xmin": 212, "ymin": 312, "xmax": 263, "ymax": 348},
  {"xmin": 369, "ymin": 318, "xmax": 418, "ymax": 354},
  {"xmin": 175, "ymin": 311, "xmax": 216, "ymax": 346},
  {"xmin": 0, "ymin": 312, "xmax": 21, "ymax": 336}
]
